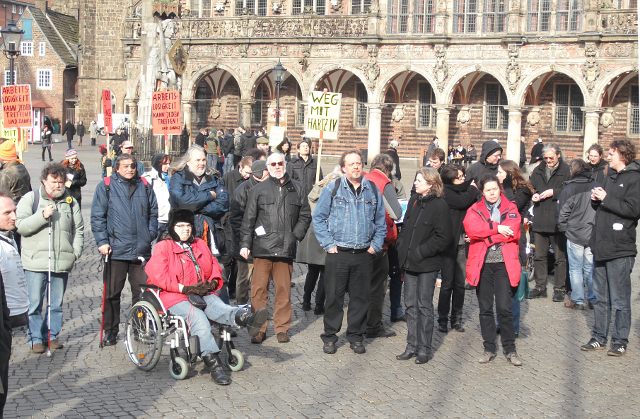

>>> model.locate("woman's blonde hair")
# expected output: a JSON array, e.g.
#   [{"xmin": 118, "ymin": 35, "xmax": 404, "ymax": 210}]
[{"xmin": 416, "ymin": 167, "xmax": 443, "ymax": 197}]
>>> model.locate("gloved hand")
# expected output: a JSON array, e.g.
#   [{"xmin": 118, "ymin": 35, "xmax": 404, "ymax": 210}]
[
  {"xmin": 182, "ymin": 282, "xmax": 210, "ymax": 295},
  {"xmin": 205, "ymin": 279, "xmax": 219, "ymax": 292}
]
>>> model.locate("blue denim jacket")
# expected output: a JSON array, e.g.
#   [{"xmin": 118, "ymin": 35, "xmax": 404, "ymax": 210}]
[{"xmin": 312, "ymin": 176, "xmax": 386, "ymax": 253}]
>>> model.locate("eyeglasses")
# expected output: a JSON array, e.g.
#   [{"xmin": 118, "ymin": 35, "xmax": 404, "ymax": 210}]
[
  {"xmin": 269, "ymin": 161, "xmax": 285, "ymax": 167},
  {"xmin": 457, "ymin": 174, "xmax": 465, "ymax": 179}
]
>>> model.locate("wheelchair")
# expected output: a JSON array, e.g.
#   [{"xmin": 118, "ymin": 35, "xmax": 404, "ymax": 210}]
[{"xmin": 124, "ymin": 286, "xmax": 245, "ymax": 380}]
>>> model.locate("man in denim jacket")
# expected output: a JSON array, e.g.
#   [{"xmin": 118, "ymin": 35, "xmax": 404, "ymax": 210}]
[{"xmin": 313, "ymin": 149, "xmax": 386, "ymax": 355}]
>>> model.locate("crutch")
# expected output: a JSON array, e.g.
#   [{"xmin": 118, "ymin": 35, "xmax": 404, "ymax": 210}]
[
  {"xmin": 46, "ymin": 220, "xmax": 52, "ymax": 357},
  {"xmin": 99, "ymin": 254, "xmax": 110, "ymax": 348}
]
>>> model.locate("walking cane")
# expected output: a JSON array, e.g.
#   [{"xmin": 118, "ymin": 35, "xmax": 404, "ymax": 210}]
[
  {"xmin": 99, "ymin": 253, "xmax": 110, "ymax": 348},
  {"xmin": 46, "ymin": 219, "xmax": 52, "ymax": 357}
]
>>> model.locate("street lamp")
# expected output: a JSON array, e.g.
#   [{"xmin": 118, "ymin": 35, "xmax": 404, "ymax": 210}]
[
  {"xmin": 1, "ymin": 21, "xmax": 24, "ymax": 85},
  {"xmin": 273, "ymin": 59, "xmax": 285, "ymax": 126}
]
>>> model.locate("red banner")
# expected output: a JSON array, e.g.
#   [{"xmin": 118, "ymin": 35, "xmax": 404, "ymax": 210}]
[
  {"xmin": 102, "ymin": 89, "xmax": 112, "ymax": 133},
  {"xmin": 152, "ymin": 90, "xmax": 181, "ymax": 135},
  {"xmin": 1, "ymin": 84, "xmax": 33, "ymax": 128}
]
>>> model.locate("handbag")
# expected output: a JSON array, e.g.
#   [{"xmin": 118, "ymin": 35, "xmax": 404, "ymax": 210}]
[
  {"xmin": 515, "ymin": 268, "xmax": 529, "ymax": 302},
  {"xmin": 188, "ymin": 294, "xmax": 207, "ymax": 310}
]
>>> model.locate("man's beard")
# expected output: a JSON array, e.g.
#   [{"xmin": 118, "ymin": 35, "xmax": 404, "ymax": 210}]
[
  {"xmin": 190, "ymin": 167, "xmax": 206, "ymax": 177},
  {"xmin": 49, "ymin": 189, "xmax": 65, "ymax": 199}
]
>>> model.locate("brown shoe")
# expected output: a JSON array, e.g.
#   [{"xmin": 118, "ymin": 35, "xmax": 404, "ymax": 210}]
[
  {"xmin": 32, "ymin": 343, "xmax": 45, "ymax": 354},
  {"xmin": 277, "ymin": 332, "xmax": 290, "ymax": 343},
  {"xmin": 49, "ymin": 339, "xmax": 64, "ymax": 350},
  {"xmin": 251, "ymin": 331, "xmax": 266, "ymax": 344}
]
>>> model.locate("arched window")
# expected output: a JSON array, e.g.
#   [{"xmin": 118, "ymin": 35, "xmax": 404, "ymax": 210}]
[{"xmin": 554, "ymin": 84, "xmax": 584, "ymax": 133}]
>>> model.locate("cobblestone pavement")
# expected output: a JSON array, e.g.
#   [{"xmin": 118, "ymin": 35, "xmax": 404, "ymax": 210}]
[{"xmin": 4, "ymin": 144, "xmax": 640, "ymax": 418}]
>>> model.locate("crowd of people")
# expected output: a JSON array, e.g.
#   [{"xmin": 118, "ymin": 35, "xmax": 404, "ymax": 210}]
[{"xmin": 0, "ymin": 127, "xmax": 638, "ymax": 411}]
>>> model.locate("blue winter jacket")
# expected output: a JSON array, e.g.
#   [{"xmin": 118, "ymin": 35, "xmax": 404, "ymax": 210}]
[{"xmin": 91, "ymin": 173, "xmax": 158, "ymax": 260}]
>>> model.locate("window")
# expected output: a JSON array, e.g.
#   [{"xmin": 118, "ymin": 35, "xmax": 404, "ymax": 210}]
[
  {"xmin": 292, "ymin": 0, "xmax": 326, "ymax": 14},
  {"xmin": 453, "ymin": 0, "xmax": 477, "ymax": 33},
  {"xmin": 190, "ymin": 0, "xmax": 212, "ymax": 16},
  {"xmin": 483, "ymin": 0, "xmax": 506, "ymax": 32},
  {"xmin": 22, "ymin": 19, "xmax": 32, "ymax": 40},
  {"xmin": 21, "ymin": 41, "xmax": 33, "ymax": 56},
  {"xmin": 388, "ymin": 0, "xmax": 410, "ymax": 33},
  {"xmin": 235, "ymin": 0, "xmax": 267, "ymax": 15},
  {"xmin": 630, "ymin": 86, "xmax": 639, "ymax": 135},
  {"xmin": 351, "ymin": 0, "xmax": 371, "ymax": 14},
  {"xmin": 413, "ymin": 0, "xmax": 435, "ymax": 33},
  {"xmin": 39, "ymin": 42, "xmax": 46, "ymax": 56},
  {"xmin": 417, "ymin": 82, "xmax": 436, "ymax": 128},
  {"xmin": 485, "ymin": 83, "xmax": 508, "ymax": 130},
  {"xmin": 251, "ymin": 86, "xmax": 266, "ymax": 125},
  {"xmin": 387, "ymin": 0, "xmax": 434, "ymax": 33},
  {"xmin": 11, "ymin": 5, "xmax": 16, "ymax": 13},
  {"xmin": 556, "ymin": 0, "xmax": 582, "ymax": 31},
  {"xmin": 355, "ymin": 82, "xmax": 368, "ymax": 128},
  {"xmin": 554, "ymin": 84, "xmax": 584, "ymax": 133},
  {"xmin": 527, "ymin": 0, "xmax": 551, "ymax": 32},
  {"xmin": 296, "ymin": 86, "xmax": 305, "ymax": 126},
  {"xmin": 3, "ymin": 70, "xmax": 17, "ymax": 85},
  {"xmin": 37, "ymin": 69, "xmax": 52, "ymax": 89}
]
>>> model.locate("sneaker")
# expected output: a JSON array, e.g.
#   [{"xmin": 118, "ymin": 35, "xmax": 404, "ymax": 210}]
[
  {"xmin": 323, "ymin": 341, "xmax": 337, "ymax": 354},
  {"xmin": 349, "ymin": 341, "xmax": 366, "ymax": 354},
  {"xmin": 32, "ymin": 343, "xmax": 45, "ymax": 354},
  {"xmin": 607, "ymin": 344, "xmax": 627, "ymax": 357},
  {"xmin": 573, "ymin": 303, "xmax": 585, "ymax": 310},
  {"xmin": 505, "ymin": 352, "xmax": 523, "ymax": 366},
  {"xmin": 451, "ymin": 323, "xmax": 465, "ymax": 332},
  {"xmin": 552, "ymin": 290, "xmax": 565, "ymax": 302},
  {"xmin": 276, "ymin": 332, "xmax": 290, "ymax": 343},
  {"xmin": 580, "ymin": 338, "xmax": 606, "ymax": 351},
  {"xmin": 437, "ymin": 323, "xmax": 448, "ymax": 333},
  {"xmin": 527, "ymin": 288, "xmax": 547, "ymax": 299},
  {"xmin": 49, "ymin": 339, "xmax": 64, "ymax": 350},
  {"xmin": 478, "ymin": 351, "xmax": 496, "ymax": 364}
]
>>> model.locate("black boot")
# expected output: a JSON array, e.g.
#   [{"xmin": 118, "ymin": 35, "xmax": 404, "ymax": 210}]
[
  {"xmin": 202, "ymin": 353, "xmax": 231, "ymax": 385},
  {"xmin": 235, "ymin": 307, "xmax": 269, "ymax": 337}
]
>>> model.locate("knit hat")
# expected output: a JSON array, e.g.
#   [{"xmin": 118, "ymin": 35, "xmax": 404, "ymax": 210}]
[
  {"xmin": 0, "ymin": 140, "xmax": 17, "ymax": 161},
  {"xmin": 167, "ymin": 209, "xmax": 195, "ymax": 243},
  {"xmin": 251, "ymin": 160, "xmax": 267, "ymax": 176},
  {"xmin": 65, "ymin": 149, "xmax": 78, "ymax": 158}
]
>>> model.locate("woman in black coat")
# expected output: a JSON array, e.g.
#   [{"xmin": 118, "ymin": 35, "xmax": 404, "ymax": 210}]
[
  {"xmin": 61, "ymin": 149, "xmax": 87, "ymax": 208},
  {"xmin": 437, "ymin": 164, "xmax": 479, "ymax": 333},
  {"xmin": 395, "ymin": 167, "xmax": 452, "ymax": 364}
]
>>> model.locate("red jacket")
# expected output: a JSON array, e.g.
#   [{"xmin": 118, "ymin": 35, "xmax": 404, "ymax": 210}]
[
  {"xmin": 145, "ymin": 238, "xmax": 224, "ymax": 309},
  {"xmin": 463, "ymin": 195, "xmax": 522, "ymax": 287}
]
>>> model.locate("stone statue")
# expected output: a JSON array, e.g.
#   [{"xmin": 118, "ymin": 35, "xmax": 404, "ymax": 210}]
[{"xmin": 152, "ymin": 18, "xmax": 182, "ymax": 91}]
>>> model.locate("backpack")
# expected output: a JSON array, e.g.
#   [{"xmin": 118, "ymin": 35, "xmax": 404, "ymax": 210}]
[
  {"xmin": 32, "ymin": 190, "xmax": 73, "ymax": 214},
  {"xmin": 103, "ymin": 175, "xmax": 149, "ymax": 199}
]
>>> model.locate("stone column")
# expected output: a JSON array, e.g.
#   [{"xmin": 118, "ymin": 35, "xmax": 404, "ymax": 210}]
[
  {"xmin": 506, "ymin": 107, "xmax": 522, "ymax": 162},
  {"xmin": 583, "ymin": 109, "xmax": 601, "ymax": 155},
  {"xmin": 182, "ymin": 100, "xmax": 193, "ymax": 135},
  {"xmin": 367, "ymin": 103, "xmax": 382, "ymax": 163},
  {"xmin": 240, "ymin": 100, "xmax": 253, "ymax": 128},
  {"xmin": 435, "ymin": 106, "xmax": 450, "ymax": 152}
]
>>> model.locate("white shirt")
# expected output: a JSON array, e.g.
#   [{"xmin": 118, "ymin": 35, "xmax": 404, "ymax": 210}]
[{"xmin": 0, "ymin": 231, "xmax": 28, "ymax": 316}]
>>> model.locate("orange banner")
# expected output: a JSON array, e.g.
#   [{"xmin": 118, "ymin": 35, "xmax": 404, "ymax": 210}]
[
  {"xmin": 1, "ymin": 84, "xmax": 33, "ymax": 128},
  {"xmin": 102, "ymin": 89, "xmax": 113, "ymax": 133},
  {"xmin": 152, "ymin": 90, "xmax": 181, "ymax": 135}
]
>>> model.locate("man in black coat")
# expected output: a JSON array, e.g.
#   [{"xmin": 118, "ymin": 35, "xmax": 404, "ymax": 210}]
[
  {"xmin": 287, "ymin": 139, "xmax": 323, "ymax": 197},
  {"xmin": 527, "ymin": 143, "xmax": 570, "ymax": 302},
  {"xmin": 581, "ymin": 140, "xmax": 640, "ymax": 356},
  {"xmin": 465, "ymin": 140, "xmax": 502, "ymax": 183},
  {"xmin": 530, "ymin": 138, "xmax": 544, "ymax": 164},
  {"xmin": 62, "ymin": 120, "xmax": 76, "ymax": 149}
]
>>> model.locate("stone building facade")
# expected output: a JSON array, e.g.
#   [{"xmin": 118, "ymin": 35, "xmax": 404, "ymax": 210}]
[{"xmin": 77, "ymin": 0, "xmax": 638, "ymax": 162}]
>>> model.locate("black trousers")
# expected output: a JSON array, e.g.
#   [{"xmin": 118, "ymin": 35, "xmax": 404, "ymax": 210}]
[
  {"xmin": 41, "ymin": 146, "xmax": 52, "ymax": 161},
  {"xmin": 476, "ymin": 262, "xmax": 516, "ymax": 354},
  {"xmin": 533, "ymin": 231, "xmax": 567, "ymax": 291},
  {"xmin": 104, "ymin": 259, "xmax": 147, "ymax": 336},
  {"xmin": 366, "ymin": 252, "xmax": 389, "ymax": 333},
  {"xmin": 303, "ymin": 264, "xmax": 325, "ymax": 308},
  {"xmin": 437, "ymin": 244, "xmax": 467, "ymax": 326},
  {"xmin": 322, "ymin": 251, "xmax": 371, "ymax": 344},
  {"xmin": 0, "ymin": 353, "xmax": 8, "ymax": 416}
]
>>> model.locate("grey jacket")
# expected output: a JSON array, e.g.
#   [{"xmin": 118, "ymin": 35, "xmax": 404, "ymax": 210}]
[
  {"xmin": 557, "ymin": 173, "xmax": 595, "ymax": 247},
  {"xmin": 16, "ymin": 188, "xmax": 84, "ymax": 273}
]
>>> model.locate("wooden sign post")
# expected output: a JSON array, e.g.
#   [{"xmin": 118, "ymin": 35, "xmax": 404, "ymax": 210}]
[
  {"xmin": 304, "ymin": 90, "xmax": 342, "ymax": 182},
  {"xmin": 151, "ymin": 90, "xmax": 181, "ymax": 154}
]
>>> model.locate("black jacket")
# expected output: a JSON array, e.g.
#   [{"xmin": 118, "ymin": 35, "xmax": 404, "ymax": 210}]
[
  {"xmin": 502, "ymin": 177, "xmax": 533, "ymax": 218},
  {"xmin": 530, "ymin": 142, "xmax": 544, "ymax": 164},
  {"xmin": 238, "ymin": 133, "xmax": 256, "ymax": 157},
  {"xmin": 287, "ymin": 155, "xmax": 322, "ymax": 198},
  {"xmin": 590, "ymin": 161, "xmax": 640, "ymax": 262},
  {"xmin": 557, "ymin": 173, "xmax": 595, "ymax": 247},
  {"xmin": 529, "ymin": 159, "xmax": 571, "ymax": 233},
  {"xmin": 64, "ymin": 162, "xmax": 88, "ymax": 205},
  {"xmin": 240, "ymin": 174, "xmax": 311, "ymax": 259},
  {"xmin": 220, "ymin": 134, "xmax": 235, "ymax": 156},
  {"xmin": 466, "ymin": 141, "xmax": 502, "ymax": 183},
  {"xmin": 443, "ymin": 180, "xmax": 479, "ymax": 251},
  {"xmin": 383, "ymin": 148, "xmax": 402, "ymax": 180},
  {"xmin": 589, "ymin": 160, "xmax": 609, "ymax": 187},
  {"xmin": 223, "ymin": 169, "xmax": 245, "ymax": 202},
  {"xmin": 62, "ymin": 122, "xmax": 76, "ymax": 140},
  {"xmin": 396, "ymin": 194, "xmax": 452, "ymax": 273},
  {"xmin": 230, "ymin": 177, "xmax": 260, "ymax": 257}
]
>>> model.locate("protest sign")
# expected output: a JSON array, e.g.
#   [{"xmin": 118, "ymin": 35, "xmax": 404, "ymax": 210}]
[
  {"xmin": 269, "ymin": 126, "xmax": 285, "ymax": 146},
  {"xmin": 305, "ymin": 90, "xmax": 341, "ymax": 140},
  {"xmin": 1, "ymin": 84, "xmax": 33, "ymax": 128},
  {"xmin": 102, "ymin": 90, "xmax": 113, "ymax": 133},
  {"xmin": 151, "ymin": 90, "xmax": 181, "ymax": 136}
]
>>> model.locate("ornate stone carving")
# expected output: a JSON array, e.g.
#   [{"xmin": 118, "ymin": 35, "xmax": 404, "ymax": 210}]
[
  {"xmin": 330, "ymin": 0, "xmax": 342, "ymax": 12},
  {"xmin": 603, "ymin": 43, "xmax": 633, "ymax": 57},
  {"xmin": 272, "ymin": 0, "xmax": 285, "ymax": 13},
  {"xmin": 360, "ymin": 44, "xmax": 380, "ymax": 89},
  {"xmin": 505, "ymin": 45, "xmax": 521, "ymax": 94},
  {"xmin": 299, "ymin": 44, "xmax": 311, "ymax": 72},
  {"xmin": 433, "ymin": 45, "xmax": 448, "ymax": 91},
  {"xmin": 582, "ymin": 43, "xmax": 600, "ymax": 92},
  {"xmin": 600, "ymin": 109, "xmax": 615, "ymax": 128},
  {"xmin": 457, "ymin": 106, "xmax": 471, "ymax": 124},
  {"xmin": 214, "ymin": 0, "xmax": 227, "ymax": 13},
  {"xmin": 209, "ymin": 100, "xmax": 222, "ymax": 120},
  {"xmin": 368, "ymin": 0, "xmax": 379, "ymax": 13},
  {"xmin": 239, "ymin": 44, "xmax": 248, "ymax": 58},
  {"xmin": 392, "ymin": 105, "xmax": 405, "ymax": 122},
  {"xmin": 600, "ymin": 12, "xmax": 638, "ymax": 34},
  {"xmin": 527, "ymin": 107, "xmax": 541, "ymax": 126}
]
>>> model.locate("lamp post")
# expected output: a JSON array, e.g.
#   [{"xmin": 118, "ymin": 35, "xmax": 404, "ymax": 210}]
[
  {"xmin": 1, "ymin": 21, "xmax": 24, "ymax": 85},
  {"xmin": 273, "ymin": 59, "xmax": 285, "ymax": 126}
]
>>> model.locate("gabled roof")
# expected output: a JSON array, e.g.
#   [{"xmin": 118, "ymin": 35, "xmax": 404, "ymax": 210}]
[{"xmin": 26, "ymin": 6, "xmax": 78, "ymax": 66}]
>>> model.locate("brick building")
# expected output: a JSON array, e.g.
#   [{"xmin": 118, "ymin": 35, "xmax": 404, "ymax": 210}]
[
  {"xmin": 77, "ymin": 0, "xmax": 638, "ymax": 162},
  {"xmin": 0, "ymin": 3, "xmax": 78, "ymax": 139}
]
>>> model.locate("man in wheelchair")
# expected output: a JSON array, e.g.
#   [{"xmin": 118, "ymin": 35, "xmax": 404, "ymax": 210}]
[{"xmin": 145, "ymin": 209, "xmax": 268, "ymax": 385}]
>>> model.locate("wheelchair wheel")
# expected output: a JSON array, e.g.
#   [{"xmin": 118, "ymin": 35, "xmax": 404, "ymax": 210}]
[
  {"xmin": 124, "ymin": 301, "xmax": 163, "ymax": 371},
  {"xmin": 228, "ymin": 348, "xmax": 244, "ymax": 372},
  {"xmin": 169, "ymin": 357, "xmax": 189, "ymax": 380}
]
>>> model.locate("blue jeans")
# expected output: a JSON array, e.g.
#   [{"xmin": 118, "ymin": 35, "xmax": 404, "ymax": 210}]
[
  {"xmin": 567, "ymin": 240, "xmax": 594, "ymax": 304},
  {"xmin": 169, "ymin": 294, "xmax": 239, "ymax": 355},
  {"xmin": 26, "ymin": 271, "xmax": 69, "ymax": 344},
  {"xmin": 592, "ymin": 257, "xmax": 634, "ymax": 346}
]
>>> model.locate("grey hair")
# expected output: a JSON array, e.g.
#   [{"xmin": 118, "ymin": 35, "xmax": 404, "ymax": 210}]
[
  {"xmin": 266, "ymin": 152, "xmax": 286, "ymax": 173},
  {"xmin": 542, "ymin": 143, "xmax": 562, "ymax": 156},
  {"xmin": 171, "ymin": 144, "xmax": 207, "ymax": 173}
]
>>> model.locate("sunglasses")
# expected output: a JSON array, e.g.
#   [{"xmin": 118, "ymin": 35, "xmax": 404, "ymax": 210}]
[
  {"xmin": 123, "ymin": 147, "xmax": 133, "ymax": 150},
  {"xmin": 269, "ymin": 161, "xmax": 285, "ymax": 167}
]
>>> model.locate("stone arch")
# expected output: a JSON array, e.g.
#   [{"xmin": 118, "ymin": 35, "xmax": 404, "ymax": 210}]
[
  {"xmin": 443, "ymin": 66, "xmax": 512, "ymax": 105},
  {"xmin": 375, "ymin": 66, "xmax": 438, "ymax": 104},
  {"xmin": 594, "ymin": 66, "xmax": 638, "ymax": 107},
  {"xmin": 247, "ymin": 62, "xmax": 305, "ymax": 101},
  {"xmin": 515, "ymin": 65, "xmax": 589, "ymax": 107},
  {"xmin": 183, "ymin": 63, "xmax": 242, "ymax": 102},
  {"xmin": 308, "ymin": 64, "xmax": 370, "ymax": 98}
]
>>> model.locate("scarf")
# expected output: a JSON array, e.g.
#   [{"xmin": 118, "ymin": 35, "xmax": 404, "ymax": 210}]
[{"xmin": 485, "ymin": 197, "xmax": 501, "ymax": 251}]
